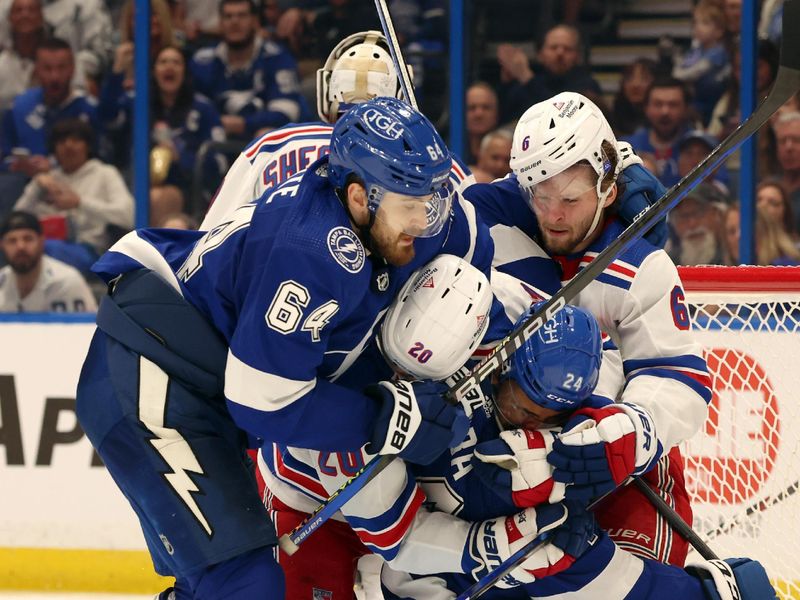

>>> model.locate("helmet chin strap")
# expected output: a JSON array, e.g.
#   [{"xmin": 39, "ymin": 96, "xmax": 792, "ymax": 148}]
[
  {"xmin": 580, "ymin": 184, "xmax": 612, "ymax": 244},
  {"xmin": 580, "ymin": 154, "xmax": 621, "ymax": 244}
]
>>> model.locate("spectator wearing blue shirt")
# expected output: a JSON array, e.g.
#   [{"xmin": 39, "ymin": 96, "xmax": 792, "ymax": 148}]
[
  {"xmin": 98, "ymin": 45, "xmax": 226, "ymax": 226},
  {"xmin": 623, "ymin": 77, "xmax": 697, "ymax": 188},
  {"xmin": 189, "ymin": 0, "xmax": 309, "ymax": 141},
  {"xmin": 1, "ymin": 37, "xmax": 97, "ymax": 178}
]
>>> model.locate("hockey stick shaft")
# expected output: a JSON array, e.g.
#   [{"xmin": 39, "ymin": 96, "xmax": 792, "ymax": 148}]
[
  {"xmin": 374, "ymin": 0, "xmax": 417, "ymax": 109},
  {"xmin": 280, "ymin": 0, "xmax": 800, "ymax": 556},
  {"xmin": 632, "ymin": 477, "xmax": 718, "ymax": 560},
  {"xmin": 448, "ymin": 0, "xmax": 800, "ymax": 404},
  {"xmin": 278, "ymin": 454, "xmax": 392, "ymax": 554}
]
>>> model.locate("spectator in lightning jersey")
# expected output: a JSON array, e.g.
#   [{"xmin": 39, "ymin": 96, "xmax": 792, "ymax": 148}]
[
  {"xmin": 201, "ymin": 29, "xmax": 473, "ymax": 231},
  {"xmin": 258, "ymin": 259, "xmax": 775, "ymax": 600},
  {"xmin": 188, "ymin": 0, "xmax": 310, "ymax": 141},
  {"xmin": 462, "ymin": 91, "xmax": 711, "ymax": 567}
]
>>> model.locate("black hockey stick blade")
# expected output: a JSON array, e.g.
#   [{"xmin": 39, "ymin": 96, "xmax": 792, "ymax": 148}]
[{"xmin": 448, "ymin": 0, "xmax": 800, "ymax": 404}]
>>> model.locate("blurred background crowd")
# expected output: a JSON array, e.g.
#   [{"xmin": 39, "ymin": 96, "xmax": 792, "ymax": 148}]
[{"xmin": 0, "ymin": 0, "xmax": 798, "ymax": 313}]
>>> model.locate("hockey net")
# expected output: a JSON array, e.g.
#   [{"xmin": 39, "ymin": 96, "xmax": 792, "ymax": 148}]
[{"xmin": 680, "ymin": 266, "xmax": 800, "ymax": 599}]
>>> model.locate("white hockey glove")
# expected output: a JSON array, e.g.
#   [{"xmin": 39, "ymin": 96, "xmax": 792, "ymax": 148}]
[
  {"xmin": 548, "ymin": 403, "xmax": 662, "ymax": 502},
  {"xmin": 463, "ymin": 501, "xmax": 599, "ymax": 588},
  {"xmin": 472, "ymin": 428, "xmax": 566, "ymax": 508},
  {"xmin": 687, "ymin": 558, "xmax": 778, "ymax": 600}
]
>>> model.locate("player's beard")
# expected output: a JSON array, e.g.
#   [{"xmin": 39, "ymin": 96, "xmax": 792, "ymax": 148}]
[
  {"xmin": 679, "ymin": 227, "xmax": 719, "ymax": 265},
  {"xmin": 370, "ymin": 220, "xmax": 416, "ymax": 267},
  {"xmin": 539, "ymin": 211, "xmax": 595, "ymax": 256},
  {"xmin": 9, "ymin": 251, "xmax": 38, "ymax": 275}
]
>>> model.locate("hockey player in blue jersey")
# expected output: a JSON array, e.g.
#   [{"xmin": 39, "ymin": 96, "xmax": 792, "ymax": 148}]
[
  {"xmin": 257, "ymin": 259, "xmax": 776, "ymax": 599},
  {"xmin": 75, "ymin": 96, "xmax": 505, "ymax": 598},
  {"xmin": 463, "ymin": 91, "xmax": 711, "ymax": 566}
]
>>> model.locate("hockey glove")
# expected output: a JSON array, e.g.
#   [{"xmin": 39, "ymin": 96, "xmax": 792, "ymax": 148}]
[
  {"xmin": 687, "ymin": 558, "xmax": 778, "ymax": 600},
  {"xmin": 464, "ymin": 501, "xmax": 599, "ymax": 588},
  {"xmin": 472, "ymin": 428, "xmax": 566, "ymax": 508},
  {"xmin": 365, "ymin": 380, "xmax": 470, "ymax": 466},
  {"xmin": 547, "ymin": 403, "xmax": 662, "ymax": 502},
  {"xmin": 616, "ymin": 143, "xmax": 669, "ymax": 248}
]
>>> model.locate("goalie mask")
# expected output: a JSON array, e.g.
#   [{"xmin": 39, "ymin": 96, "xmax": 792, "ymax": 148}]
[
  {"xmin": 379, "ymin": 254, "xmax": 492, "ymax": 380},
  {"xmin": 328, "ymin": 97, "xmax": 454, "ymax": 238},
  {"xmin": 317, "ymin": 30, "xmax": 409, "ymax": 123},
  {"xmin": 510, "ymin": 92, "xmax": 620, "ymax": 243},
  {"xmin": 500, "ymin": 301, "xmax": 602, "ymax": 412}
]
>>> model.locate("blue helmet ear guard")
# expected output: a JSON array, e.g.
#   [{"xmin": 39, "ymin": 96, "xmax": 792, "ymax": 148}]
[
  {"xmin": 328, "ymin": 96, "xmax": 452, "ymax": 195},
  {"xmin": 503, "ymin": 301, "xmax": 603, "ymax": 411}
]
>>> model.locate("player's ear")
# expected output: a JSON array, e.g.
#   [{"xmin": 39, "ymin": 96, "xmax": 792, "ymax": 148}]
[
  {"xmin": 602, "ymin": 182, "xmax": 618, "ymax": 208},
  {"xmin": 346, "ymin": 182, "xmax": 369, "ymax": 224}
]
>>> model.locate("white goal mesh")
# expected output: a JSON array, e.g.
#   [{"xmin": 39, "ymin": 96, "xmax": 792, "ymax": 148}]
[{"xmin": 680, "ymin": 266, "xmax": 800, "ymax": 599}]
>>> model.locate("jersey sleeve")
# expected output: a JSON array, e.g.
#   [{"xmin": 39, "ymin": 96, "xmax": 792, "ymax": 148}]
[
  {"xmin": 224, "ymin": 242, "xmax": 380, "ymax": 451},
  {"xmin": 616, "ymin": 250, "xmax": 711, "ymax": 452}
]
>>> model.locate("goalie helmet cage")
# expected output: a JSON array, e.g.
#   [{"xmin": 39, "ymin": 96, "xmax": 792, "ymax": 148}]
[{"xmin": 679, "ymin": 265, "xmax": 800, "ymax": 598}]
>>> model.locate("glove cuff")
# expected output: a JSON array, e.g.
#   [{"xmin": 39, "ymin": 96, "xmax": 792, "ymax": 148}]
[
  {"xmin": 616, "ymin": 402, "xmax": 662, "ymax": 476},
  {"xmin": 369, "ymin": 381, "xmax": 423, "ymax": 456}
]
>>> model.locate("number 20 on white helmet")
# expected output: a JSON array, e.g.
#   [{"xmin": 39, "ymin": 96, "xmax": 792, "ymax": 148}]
[{"xmin": 378, "ymin": 255, "xmax": 492, "ymax": 380}]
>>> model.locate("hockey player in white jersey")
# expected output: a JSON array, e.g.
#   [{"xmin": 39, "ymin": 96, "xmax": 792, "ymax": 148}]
[
  {"xmin": 200, "ymin": 30, "xmax": 472, "ymax": 231},
  {"xmin": 462, "ymin": 91, "xmax": 711, "ymax": 566},
  {"xmin": 258, "ymin": 256, "xmax": 776, "ymax": 599}
]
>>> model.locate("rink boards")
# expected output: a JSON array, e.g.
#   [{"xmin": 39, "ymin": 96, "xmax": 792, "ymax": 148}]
[{"xmin": 1, "ymin": 319, "xmax": 799, "ymax": 596}]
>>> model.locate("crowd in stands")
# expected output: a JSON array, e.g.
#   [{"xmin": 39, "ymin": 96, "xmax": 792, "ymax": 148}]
[{"xmin": 0, "ymin": 0, "xmax": 797, "ymax": 314}]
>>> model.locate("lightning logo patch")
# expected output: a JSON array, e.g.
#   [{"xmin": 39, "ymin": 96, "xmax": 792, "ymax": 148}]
[{"xmin": 138, "ymin": 356, "xmax": 213, "ymax": 536}]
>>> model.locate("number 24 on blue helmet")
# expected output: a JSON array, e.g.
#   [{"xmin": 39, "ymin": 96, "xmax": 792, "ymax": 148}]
[
  {"xmin": 503, "ymin": 302, "xmax": 603, "ymax": 411},
  {"xmin": 328, "ymin": 97, "xmax": 455, "ymax": 238}
]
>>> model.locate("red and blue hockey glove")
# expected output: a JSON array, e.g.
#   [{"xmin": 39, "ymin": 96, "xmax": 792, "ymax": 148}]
[
  {"xmin": 547, "ymin": 403, "xmax": 662, "ymax": 502},
  {"xmin": 472, "ymin": 428, "xmax": 565, "ymax": 508},
  {"xmin": 463, "ymin": 501, "xmax": 599, "ymax": 587},
  {"xmin": 366, "ymin": 380, "xmax": 470, "ymax": 465},
  {"xmin": 616, "ymin": 143, "xmax": 668, "ymax": 248}
]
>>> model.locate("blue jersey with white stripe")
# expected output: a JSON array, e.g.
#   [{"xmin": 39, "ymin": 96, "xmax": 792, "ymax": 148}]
[
  {"xmin": 463, "ymin": 176, "xmax": 711, "ymax": 454},
  {"xmin": 94, "ymin": 156, "xmax": 498, "ymax": 452}
]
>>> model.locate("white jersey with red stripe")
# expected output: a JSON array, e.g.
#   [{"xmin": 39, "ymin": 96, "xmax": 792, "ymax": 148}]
[
  {"xmin": 200, "ymin": 121, "xmax": 475, "ymax": 231},
  {"xmin": 462, "ymin": 176, "xmax": 711, "ymax": 455}
]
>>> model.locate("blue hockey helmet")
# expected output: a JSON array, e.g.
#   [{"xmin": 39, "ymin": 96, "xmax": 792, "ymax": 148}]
[
  {"xmin": 328, "ymin": 97, "xmax": 454, "ymax": 238},
  {"xmin": 502, "ymin": 301, "xmax": 602, "ymax": 411}
]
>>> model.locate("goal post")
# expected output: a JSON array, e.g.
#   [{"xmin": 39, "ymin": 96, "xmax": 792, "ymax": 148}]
[{"xmin": 680, "ymin": 265, "xmax": 800, "ymax": 599}]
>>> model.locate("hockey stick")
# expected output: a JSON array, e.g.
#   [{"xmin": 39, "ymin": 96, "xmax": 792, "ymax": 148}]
[
  {"xmin": 277, "ymin": 1, "xmax": 420, "ymax": 555},
  {"xmin": 279, "ymin": 0, "xmax": 800, "ymax": 557},
  {"xmin": 373, "ymin": 0, "xmax": 417, "ymax": 109},
  {"xmin": 632, "ymin": 477, "xmax": 718, "ymax": 560},
  {"xmin": 703, "ymin": 478, "xmax": 800, "ymax": 541},
  {"xmin": 447, "ymin": 0, "xmax": 800, "ymax": 403}
]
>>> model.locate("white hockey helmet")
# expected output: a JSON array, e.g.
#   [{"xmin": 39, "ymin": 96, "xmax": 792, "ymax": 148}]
[
  {"xmin": 316, "ymin": 30, "xmax": 409, "ymax": 123},
  {"xmin": 379, "ymin": 255, "xmax": 492, "ymax": 380},
  {"xmin": 509, "ymin": 92, "xmax": 620, "ymax": 241}
]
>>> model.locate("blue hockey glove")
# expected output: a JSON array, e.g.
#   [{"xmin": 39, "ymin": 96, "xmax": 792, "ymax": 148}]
[
  {"xmin": 472, "ymin": 428, "xmax": 565, "ymax": 508},
  {"xmin": 365, "ymin": 380, "xmax": 469, "ymax": 465},
  {"xmin": 463, "ymin": 501, "xmax": 599, "ymax": 588},
  {"xmin": 616, "ymin": 143, "xmax": 669, "ymax": 248},
  {"xmin": 687, "ymin": 558, "xmax": 778, "ymax": 600},
  {"xmin": 547, "ymin": 403, "xmax": 661, "ymax": 502}
]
